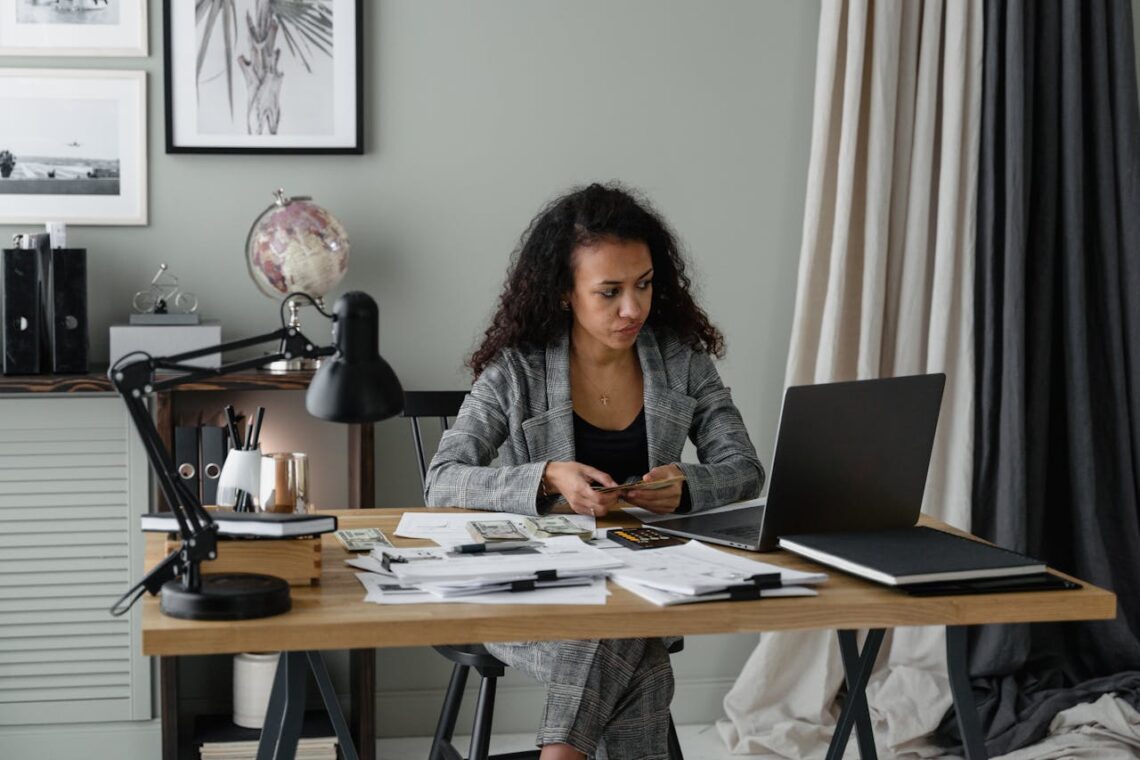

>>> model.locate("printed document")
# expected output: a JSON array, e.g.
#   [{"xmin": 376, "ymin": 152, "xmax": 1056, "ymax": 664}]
[
  {"xmin": 382, "ymin": 536, "xmax": 622, "ymax": 584},
  {"xmin": 356, "ymin": 572, "xmax": 609, "ymax": 605},
  {"xmin": 610, "ymin": 539, "xmax": 827, "ymax": 595}
]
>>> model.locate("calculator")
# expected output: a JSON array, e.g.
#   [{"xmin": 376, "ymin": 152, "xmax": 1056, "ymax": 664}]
[{"xmin": 607, "ymin": 527, "xmax": 687, "ymax": 550}]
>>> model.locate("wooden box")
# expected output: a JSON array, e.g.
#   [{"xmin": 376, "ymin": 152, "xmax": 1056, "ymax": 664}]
[{"xmin": 164, "ymin": 536, "xmax": 322, "ymax": 586}]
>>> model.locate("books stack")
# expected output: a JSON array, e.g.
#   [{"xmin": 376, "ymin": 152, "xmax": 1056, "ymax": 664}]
[{"xmin": 196, "ymin": 713, "xmax": 336, "ymax": 760}]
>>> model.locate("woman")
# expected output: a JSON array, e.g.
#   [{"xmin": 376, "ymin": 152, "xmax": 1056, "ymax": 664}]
[{"xmin": 426, "ymin": 182, "xmax": 763, "ymax": 760}]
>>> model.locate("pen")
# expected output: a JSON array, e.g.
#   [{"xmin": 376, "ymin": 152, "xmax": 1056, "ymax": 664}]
[
  {"xmin": 236, "ymin": 407, "xmax": 265, "ymax": 513},
  {"xmin": 247, "ymin": 406, "xmax": 265, "ymax": 450},
  {"xmin": 449, "ymin": 541, "xmax": 541, "ymax": 555},
  {"xmin": 223, "ymin": 405, "xmax": 241, "ymax": 451}
]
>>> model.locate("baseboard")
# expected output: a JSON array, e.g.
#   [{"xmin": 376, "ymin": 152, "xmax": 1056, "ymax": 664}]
[
  {"xmin": 376, "ymin": 676, "xmax": 734, "ymax": 737},
  {"xmin": 0, "ymin": 719, "xmax": 162, "ymax": 758},
  {"xmin": 0, "ymin": 680, "xmax": 732, "ymax": 754}
]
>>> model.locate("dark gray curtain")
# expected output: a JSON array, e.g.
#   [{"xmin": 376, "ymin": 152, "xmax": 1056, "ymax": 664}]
[{"xmin": 945, "ymin": 0, "xmax": 1140, "ymax": 755}]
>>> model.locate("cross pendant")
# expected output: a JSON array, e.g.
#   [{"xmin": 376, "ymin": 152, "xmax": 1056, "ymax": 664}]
[{"xmin": 600, "ymin": 394, "xmax": 610, "ymax": 406}]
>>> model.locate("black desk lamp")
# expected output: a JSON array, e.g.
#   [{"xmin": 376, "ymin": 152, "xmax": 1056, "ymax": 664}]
[{"xmin": 109, "ymin": 291, "xmax": 403, "ymax": 620}]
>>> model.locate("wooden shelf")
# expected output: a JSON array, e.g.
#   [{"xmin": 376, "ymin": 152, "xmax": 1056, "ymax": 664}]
[
  {"xmin": 0, "ymin": 367, "xmax": 314, "ymax": 394},
  {"xmin": 153, "ymin": 368, "xmax": 315, "ymax": 392},
  {"xmin": 0, "ymin": 368, "xmax": 112, "ymax": 393}
]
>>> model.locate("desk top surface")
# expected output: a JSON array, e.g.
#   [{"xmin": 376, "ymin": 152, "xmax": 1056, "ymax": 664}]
[{"xmin": 141, "ymin": 509, "xmax": 1117, "ymax": 656}]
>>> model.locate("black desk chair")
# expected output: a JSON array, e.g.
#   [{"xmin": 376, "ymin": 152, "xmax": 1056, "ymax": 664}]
[{"xmin": 403, "ymin": 390, "xmax": 684, "ymax": 760}]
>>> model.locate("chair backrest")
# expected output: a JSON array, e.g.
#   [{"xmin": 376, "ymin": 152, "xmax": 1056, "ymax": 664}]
[{"xmin": 402, "ymin": 390, "xmax": 468, "ymax": 490}]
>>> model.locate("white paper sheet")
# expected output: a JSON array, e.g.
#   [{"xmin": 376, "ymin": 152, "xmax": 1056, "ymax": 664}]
[
  {"xmin": 610, "ymin": 539, "xmax": 827, "ymax": 595},
  {"xmin": 355, "ymin": 572, "xmax": 610, "ymax": 605},
  {"xmin": 612, "ymin": 576, "xmax": 817, "ymax": 606},
  {"xmin": 395, "ymin": 511, "xmax": 596, "ymax": 547},
  {"xmin": 420, "ymin": 576, "xmax": 598, "ymax": 598},
  {"xmin": 385, "ymin": 536, "xmax": 623, "ymax": 584}
]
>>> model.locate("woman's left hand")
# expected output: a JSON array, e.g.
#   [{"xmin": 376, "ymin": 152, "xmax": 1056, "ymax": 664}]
[{"xmin": 623, "ymin": 464, "xmax": 685, "ymax": 514}]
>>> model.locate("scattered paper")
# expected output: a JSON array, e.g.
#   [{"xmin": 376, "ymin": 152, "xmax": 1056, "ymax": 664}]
[
  {"xmin": 356, "ymin": 572, "xmax": 610, "ymax": 605},
  {"xmin": 384, "ymin": 536, "xmax": 623, "ymax": 584},
  {"xmin": 612, "ymin": 576, "xmax": 817, "ymax": 606},
  {"xmin": 396, "ymin": 511, "xmax": 595, "ymax": 547},
  {"xmin": 610, "ymin": 539, "xmax": 826, "ymax": 596}
]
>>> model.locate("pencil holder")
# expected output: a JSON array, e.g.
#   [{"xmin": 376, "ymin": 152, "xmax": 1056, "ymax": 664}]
[{"xmin": 217, "ymin": 448, "xmax": 262, "ymax": 509}]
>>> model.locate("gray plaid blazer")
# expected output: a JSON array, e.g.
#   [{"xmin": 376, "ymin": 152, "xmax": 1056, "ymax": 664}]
[{"xmin": 424, "ymin": 328, "xmax": 764, "ymax": 515}]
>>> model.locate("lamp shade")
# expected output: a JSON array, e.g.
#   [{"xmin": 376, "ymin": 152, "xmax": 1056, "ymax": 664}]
[{"xmin": 306, "ymin": 291, "xmax": 404, "ymax": 423}]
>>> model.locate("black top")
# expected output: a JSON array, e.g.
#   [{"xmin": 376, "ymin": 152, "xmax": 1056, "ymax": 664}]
[
  {"xmin": 573, "ymin": 408, "xmax": 648, "ymax": 483},
  {"xmin": 568, "ymin": 407, "xmax": 692, "ymax": 513}
]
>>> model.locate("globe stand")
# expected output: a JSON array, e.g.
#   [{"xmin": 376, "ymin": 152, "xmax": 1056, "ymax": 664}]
[{"xmin": 266, "ymin": 299, "xmax": 325, "ymax": 373}]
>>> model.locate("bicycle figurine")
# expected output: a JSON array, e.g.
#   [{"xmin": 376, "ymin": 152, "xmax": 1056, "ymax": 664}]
[{"xmin": 132, "ymin": 263, "xmax": 199, "ymax": 314}]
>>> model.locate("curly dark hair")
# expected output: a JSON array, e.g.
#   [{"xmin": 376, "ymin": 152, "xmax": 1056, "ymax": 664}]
[{"xmin": 468, "ymin": 182, "xmax": 725, "ymax": 377}]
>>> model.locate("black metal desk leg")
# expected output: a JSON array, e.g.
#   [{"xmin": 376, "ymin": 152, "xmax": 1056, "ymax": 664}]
[
  {"xmin": 253, "ymin": 651, "xmax": 362, "ymax": 760},
  {"xmin": 307, "ymin": 651, "xmax": 361, "ymax": 760},
  {"xmin": 836, "ymin": 630, "xmax": 880, "ymax": 760},
  {"xmin": 257, "ymin": 652, "xmax": 308, "ymax": 760},
  {"xmin": 825, "ymin": 629, "xmax": 885, "ymax": 760},
  {"xmin": 946, "ymin": 626, "xmax": 988, "ymax": 760}
]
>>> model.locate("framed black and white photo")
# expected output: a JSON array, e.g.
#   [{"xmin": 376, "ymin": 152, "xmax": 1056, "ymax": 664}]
[
  {"xmin": 164, "ymin": 0, "xmax": 362, "ymax": 154},
  {"xmin": 0, "ymin": 69, "xmax": 147, "ymax": 225},
  {"xmin": 0, "ymin": 1, "xmax": 147, "ymax": 57}
]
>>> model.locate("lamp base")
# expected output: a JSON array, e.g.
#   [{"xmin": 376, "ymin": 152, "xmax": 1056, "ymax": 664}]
[{"xmin": 160, "ymin": 573, "xmax": 292, "ymax": 620}]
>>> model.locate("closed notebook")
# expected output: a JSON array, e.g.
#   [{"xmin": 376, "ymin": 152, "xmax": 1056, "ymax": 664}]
[
  {"xmin": 778, "ymin": 526, "xmax": 1045, "ymax": 585},
  {"xmin": 141, "ymin": 511, "xmax": 336, "ymax": 538}
]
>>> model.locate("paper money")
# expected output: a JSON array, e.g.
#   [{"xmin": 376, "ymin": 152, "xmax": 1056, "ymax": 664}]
[
  {"xmin": 591, "ymin": 475, "xmax": 685, "ymax": 494},
  {"xmin": 335, "ymin": 528, "xmax": 393, "ymax": 552},
  {"xmin": 522, "ymin": 515, "xmax": 593, "ymax": 541},
  {"xmin": 466, "ymin": 519, "xmax": 529, "ymax": 542}
]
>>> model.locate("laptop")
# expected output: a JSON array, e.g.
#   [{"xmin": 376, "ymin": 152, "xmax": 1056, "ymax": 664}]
[{"xmin": 652, "ymin": 373, "xmax": 946, "ymax": 551}]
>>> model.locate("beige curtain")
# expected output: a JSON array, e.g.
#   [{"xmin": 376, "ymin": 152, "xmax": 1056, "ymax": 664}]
[{"xmin": 718, "ymin": 1, "xmax": 981, "ymax": 756}]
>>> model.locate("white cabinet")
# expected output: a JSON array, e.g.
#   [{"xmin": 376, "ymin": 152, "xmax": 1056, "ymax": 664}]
[{"xmin": 0, "ymin": 395, "xmax": 151, "ymax": 724}]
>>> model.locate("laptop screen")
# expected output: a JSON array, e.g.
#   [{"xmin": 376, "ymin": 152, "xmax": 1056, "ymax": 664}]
[{"xmin": 759, "ymin": 373, "xmax": 945, "ymax": 540}]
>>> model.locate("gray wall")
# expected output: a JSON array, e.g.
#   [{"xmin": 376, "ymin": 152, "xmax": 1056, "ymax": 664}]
[
  {"xmin": 0, "ymin": 0, "xmax": 820, "ymax": 750},
  {"xmin": 1, "ymin": 0, "xmax": 817, "ymax": 506}
]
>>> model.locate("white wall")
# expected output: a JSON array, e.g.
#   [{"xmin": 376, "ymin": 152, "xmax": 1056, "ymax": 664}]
[{"xmin": 0, "ymin": 0, "xmax": 821, "ymax": 751}]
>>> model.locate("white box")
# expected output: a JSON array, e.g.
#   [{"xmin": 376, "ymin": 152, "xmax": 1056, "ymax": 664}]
[{"xmin": 109, "ymin": 322, "xmax": 222, "ymax": 369}]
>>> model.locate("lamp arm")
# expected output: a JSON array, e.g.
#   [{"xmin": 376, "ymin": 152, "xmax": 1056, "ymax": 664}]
[{"xmin": 108, "ymin": 322, "xmax": 335, "ymax": 615}]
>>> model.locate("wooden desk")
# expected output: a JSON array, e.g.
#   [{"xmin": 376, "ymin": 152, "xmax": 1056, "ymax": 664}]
[{"xmin": 143, "ymin": 510, "xmax": 1116, "ymax": 759}]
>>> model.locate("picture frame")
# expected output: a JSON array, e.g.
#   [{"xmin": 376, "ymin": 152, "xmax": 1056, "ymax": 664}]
[
  {"xmin": 0, "ymin": 69, "xmax": 147, "ymax": 225},
  {"xmin": 0, "ymin": 0, "xmax": 148, "ymax": 57},
  {"xmin": 163, "ymin": 0, "xmax": 363, "ymax": 154}
]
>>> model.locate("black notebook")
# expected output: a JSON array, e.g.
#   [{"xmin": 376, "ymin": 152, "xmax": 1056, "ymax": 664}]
[
  {"xmin": 778, "ymin": 526, "xmax": 1046, "ymax": 585},
  {"xmin": 897, "ymin": 572, "xmax": 1079, "ymax": 596},
  {"xmin": 140, "ymin": 511, "xmax": 337, "ymax": 538}
]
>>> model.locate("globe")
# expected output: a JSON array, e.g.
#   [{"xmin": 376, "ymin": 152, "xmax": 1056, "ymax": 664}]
[{"xmin": 246, "ymin": 189, "xmax": 350, "ymax": 304}]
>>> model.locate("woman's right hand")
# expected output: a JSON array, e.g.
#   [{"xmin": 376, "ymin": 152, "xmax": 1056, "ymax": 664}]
[{"xmin": 542, "ymin": 461, "xmax": 621, "ymax": 517}]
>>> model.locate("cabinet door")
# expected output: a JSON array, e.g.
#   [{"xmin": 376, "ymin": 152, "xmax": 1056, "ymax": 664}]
[{"xmin": 0, "ymin": 396, "xmax": 151, "ymax": 724}]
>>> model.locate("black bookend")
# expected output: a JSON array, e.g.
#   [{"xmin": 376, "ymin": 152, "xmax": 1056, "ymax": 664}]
[
  {"xmin": 174, "ymin": 426, "xmax": 202, "ymax": 503},
  {"xmin": 45, "ymin": 248, "xmax": 89, "ymax": 374},
  {"xmin": 2, "ymin": 248, "xmax": 42, "ymax": 375},
  {"xmin": 200, "ymin": 425, "xmax": 229, "ymax": 507}
]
